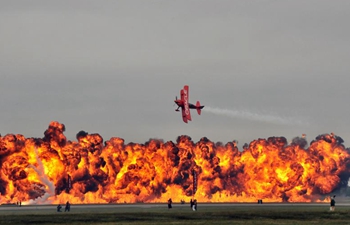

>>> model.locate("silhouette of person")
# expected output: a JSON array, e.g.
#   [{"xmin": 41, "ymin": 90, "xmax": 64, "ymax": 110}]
[
  {"xmin": 192, "ymin": 199, "xmax": 197, "ymax": 211},
  {"xmin": 65, "ymin": 201, "xmax": 70, "ymax": 212},
  {"xmin": 330, "ymin": 195, "xmax": 336, "ymax": 211},
  {"xmin": 57, "ymin": 204, "xmax": 62, "ymax": 212},
  {"xmin": 167, "ymin": 198, "xmax": 172, "ymax": 209}
]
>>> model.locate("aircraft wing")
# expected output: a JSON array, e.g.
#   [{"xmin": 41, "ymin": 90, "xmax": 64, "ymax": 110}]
[
  {"xmin": 181, "ymin": 107, "xmax": 188, "ymax": 123},
  {"xmin": 182, "ymin": 85, "xmax": 191, "ymax": 122},
  {"xmin": 180, "ymin": 89, "xmax": 188, "ymax": 123}
]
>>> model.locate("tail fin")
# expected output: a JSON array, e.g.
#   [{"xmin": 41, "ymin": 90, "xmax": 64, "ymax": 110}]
[{"xmin": 196, "ymin": 101, "xmax": 202, "ymax": 115}]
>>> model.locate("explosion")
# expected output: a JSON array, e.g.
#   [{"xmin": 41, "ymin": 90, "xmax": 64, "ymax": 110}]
[{"xmin": 0, "ymin": 121, "xmax": 350, "ymax": 204}]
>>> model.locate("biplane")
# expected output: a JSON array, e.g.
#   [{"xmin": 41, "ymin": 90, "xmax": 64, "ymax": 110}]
[{"xmin": 174, "ymin": 85, "xmax": 204, "ymax": 123}]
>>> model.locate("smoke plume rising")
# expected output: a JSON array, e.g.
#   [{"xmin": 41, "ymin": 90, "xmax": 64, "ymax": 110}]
[{"xmin": 26, "ymin": 148, "xmax": 56, "ymax": 204}]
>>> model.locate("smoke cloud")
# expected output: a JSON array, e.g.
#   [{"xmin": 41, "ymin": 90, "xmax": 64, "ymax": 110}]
[
  {"xmin": 204, "ymin": 106, "xmax": 307, "ymax": 126},
  {"xmin": 26, "ymin": 147, "xmax": 56, "ymax": 204},
  {"xmin": 1, "ymin": 122, "xmax": 347, "ymax": 204}
]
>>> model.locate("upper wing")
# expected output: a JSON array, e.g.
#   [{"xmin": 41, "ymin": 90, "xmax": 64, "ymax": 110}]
[
  {"xmin": 180, "ymin": 89, "xmax": 188, "ymax": 123},
  {"xmin": 183, "ymin": 85, "xmax": 191, "ymax": 121}
]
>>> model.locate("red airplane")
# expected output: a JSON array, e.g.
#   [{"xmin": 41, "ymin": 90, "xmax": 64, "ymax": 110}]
[{"xmin": 174, "ymin": 85, "xmax": 204, "ymax": 123}]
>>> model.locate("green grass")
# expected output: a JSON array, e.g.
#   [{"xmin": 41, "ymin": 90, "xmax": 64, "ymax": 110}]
[{"xmin": 1, "ymin": 204, "xmax": 350, "ymax": 225}]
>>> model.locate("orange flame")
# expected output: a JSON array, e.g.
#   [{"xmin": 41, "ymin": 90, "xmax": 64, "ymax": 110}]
[{"xmin": 0, "ymin": 121, "xmax": 349, "ymax": 204}]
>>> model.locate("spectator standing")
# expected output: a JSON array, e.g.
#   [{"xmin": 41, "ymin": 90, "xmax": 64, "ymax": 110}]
[
  {"xmin": 167, "ymin": 198, "xmax": 172, "ymax": 209},
  {"xmin": 330, "ymin": 195, "xmax": 336, "ymax": 211},
  {"xmin": 65, "ymin": 201, "xmax": 71, "ymax": 212}
]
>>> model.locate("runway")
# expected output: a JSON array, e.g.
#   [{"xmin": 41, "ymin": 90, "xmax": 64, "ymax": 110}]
[{"xmin": 1, "ymin": 202, "xmax": 349, "ymax": 214}]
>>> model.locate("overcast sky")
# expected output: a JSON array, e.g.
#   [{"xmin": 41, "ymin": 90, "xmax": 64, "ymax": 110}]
[{"xmin": 1, "ymin": 0, "xmax": 350, "ymax": 149}]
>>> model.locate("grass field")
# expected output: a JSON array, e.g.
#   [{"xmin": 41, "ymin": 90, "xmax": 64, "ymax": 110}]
[{"xmin": 0, "ymin": 204, "xmax": 350, "ymax": 225}]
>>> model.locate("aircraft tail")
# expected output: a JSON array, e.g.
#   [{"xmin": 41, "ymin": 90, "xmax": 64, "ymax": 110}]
[{"xmin": 196, "ymin": 101, "xmax": 204, "ymax": 115}]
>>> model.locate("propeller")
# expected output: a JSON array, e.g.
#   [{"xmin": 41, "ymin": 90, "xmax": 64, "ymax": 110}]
[{"xmin": 173, "ymin": 96, "xmax": 177, "ymax": 106}]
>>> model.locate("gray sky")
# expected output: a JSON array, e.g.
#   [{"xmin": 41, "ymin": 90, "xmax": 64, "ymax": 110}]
[{"xmin": 1, "ymin": 0, "xmax": 350, "ymax": 149}]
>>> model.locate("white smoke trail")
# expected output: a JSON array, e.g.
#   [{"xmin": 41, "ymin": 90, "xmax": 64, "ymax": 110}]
[
  {"xmin": 26, "ymin": 147, "xmax": 56, "ymax": 205},
  {"xmin": 204, "ymin": 106, "xmax": 306, "ymax": 126}
]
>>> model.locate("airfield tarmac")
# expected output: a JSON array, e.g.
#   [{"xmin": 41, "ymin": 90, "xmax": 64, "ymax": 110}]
[{"xmin": 1, "ymin": 202, "xmax": 350, "ymax": 214}]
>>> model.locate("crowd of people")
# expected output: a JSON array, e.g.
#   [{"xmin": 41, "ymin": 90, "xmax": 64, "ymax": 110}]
[
  {"xmin": 57, "ymin": 201, "xmax": 71, "ymax": 212},
  {"xmin": 57, "ymin": 199, "xmax": 200, "ymax": 213},
  {"xmin": 167, "ymin": 198, "xmax": 198, "ymax": 211},
  {"xmin": 54, "ymin": 195, "xmax": 336, "ymax": 213}
]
